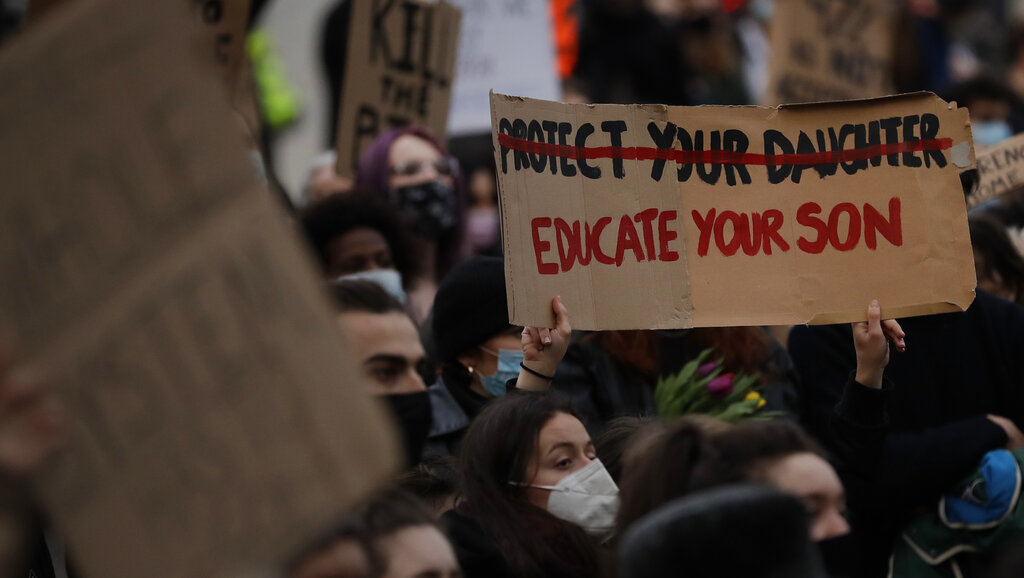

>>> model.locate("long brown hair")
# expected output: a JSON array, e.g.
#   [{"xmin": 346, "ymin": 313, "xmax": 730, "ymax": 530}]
[
  {"xmin": 455, "ymin": 393, "xmax": 603, "ymax": 578},
  {"xmin": 615, "ymin": 418, "xmax": 823, "ymax": 538}
]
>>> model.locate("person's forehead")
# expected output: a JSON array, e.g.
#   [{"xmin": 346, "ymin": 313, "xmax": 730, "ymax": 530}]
[
  {"xmin": 763, "ymin": 452, "xmax": 842, "ymax": 497},
  {"xmin": 537, "ymin": 412, "xmax": 591, "ymax": 450},
  {"xmin": 338, "ymin": 311, "xmax": 423, "ymax": 361},
  {"xmin": 380, "ymin": 526, "xmax": 459, "ymax": 575},
  {"xmin": 389, "ymin": 134, "xmax": 443, "ymax": 164}
]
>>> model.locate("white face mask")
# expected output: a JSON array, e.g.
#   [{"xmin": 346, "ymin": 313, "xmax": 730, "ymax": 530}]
[
  {"xmin": 525, "ymin": 458, "xmax": 620, "ymax": 542},
  {"xmin": 333, "ymin": 268, "xmax": 406, "ymax": 304}
]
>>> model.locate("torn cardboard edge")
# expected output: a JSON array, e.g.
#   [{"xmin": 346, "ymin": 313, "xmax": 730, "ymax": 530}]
[{"xmin": 490, "ymin": 90, "xmax": 976, "ymax": 330}]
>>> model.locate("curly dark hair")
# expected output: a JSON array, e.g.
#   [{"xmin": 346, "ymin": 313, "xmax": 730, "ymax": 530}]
[{"xmin": 299, "ymin": 193, "xmax": 420, "ymax": 284}]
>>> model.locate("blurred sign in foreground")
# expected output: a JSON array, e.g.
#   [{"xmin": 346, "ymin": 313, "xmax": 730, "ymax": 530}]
[
  {"xmin": 491, "ymin": 92, "xmax": 976, "ymax": 330},
  {"xmin": 0, "ymin": 1, "xmax": 398, "ymax": 577}
]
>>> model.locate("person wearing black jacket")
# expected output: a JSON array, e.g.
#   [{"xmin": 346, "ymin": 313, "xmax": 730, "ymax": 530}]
[{"xmin": 791, "ymin": 291, "xmax": 1024, "ymax": 577}]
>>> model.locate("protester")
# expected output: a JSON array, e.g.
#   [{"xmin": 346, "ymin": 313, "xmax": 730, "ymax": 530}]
[
  {"xmin": 969, "ymin": 213, "xmax": 1024, "ymax": 305},
  {"xmin": 302, "ymin": 151, "xmax": 354, "ymax": 206},
  {"xmin": 427, "ymin": 254, "xmax": 575, "ymax": 452},
  {"xmin": 357, "ymin": 488, "xmax": 461, "ymax": 578},
  {"xmin": 444, "ymin": 392, "xmax": 611, "ymax": 578},
  {"xmin": 332, "ymin": 280, "xmax": 430, "ymax": 466},
  {"xmin": 302, "ymin": 194, "xmax": 418, "ymax": 306},
  {"xmin": 288, "ymin": 517, "xmax": 373, "ymax": 578},
  {"xmin": 463, "ymin": 160, "xmax": 500, "ymax": 256},
  {"xmin": 618, "ymin": 485, "xmax": 829, "ymax": 578},
  {"xmin": 394, "ymin": 454, "xmax": 458, "ymax": 516},
  {"xmin": 613, "ymin": 301, "xmax": 904, "ymax": 546},
  {"xmin": 355, "ymin": 126, "xmax": 467, "ymax": 325},
  {"xmin": 292, "ymin": 488, "xmax": 461, "ymax": 578},
  {"xmin": 790, "ymin": 291, "xmax": 1024, "ymax": 577}
]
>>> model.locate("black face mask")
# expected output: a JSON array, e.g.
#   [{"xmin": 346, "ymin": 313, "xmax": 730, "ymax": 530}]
[
  {"xmin": 383, "ymin": 391, "xmax": 432, "ymax": 467},
  {"xmin": 389, "ymin": 180, "xmax": 457, "ymax": 239}
]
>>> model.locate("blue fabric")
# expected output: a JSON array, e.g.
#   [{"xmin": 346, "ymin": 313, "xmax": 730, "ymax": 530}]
[{"xmin": 943, "ymin": 450, "xmax": 1019, "ymax": 526}]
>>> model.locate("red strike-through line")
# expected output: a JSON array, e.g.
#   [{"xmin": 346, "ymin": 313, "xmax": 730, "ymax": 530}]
[{"xmin": 496, "ymin": 134, "xmax": 955, "ymax": 166}]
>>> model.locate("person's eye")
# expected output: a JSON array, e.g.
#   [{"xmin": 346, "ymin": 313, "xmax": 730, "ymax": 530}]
[
  {"xmin": 370, "ymin": 365, "xmax": 401, "ymax": 385},
  {"xmin": 391, "ymin": 162, "xmax": 421, "ymax": 176},
  {"xmin": 556, "ymin": 458, "xmax": 572, "ymax": 469}
]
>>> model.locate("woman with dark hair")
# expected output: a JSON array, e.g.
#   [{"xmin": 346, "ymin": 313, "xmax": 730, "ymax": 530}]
[
  {"xmin": 443, "ymin": 392, "xmax": 613, "ymax": 578},
  {"xmin": 355, "ymin": 126, "xmax": 467, "ymax": 324},
  {"xmin": 615, "ymin": 301, "xmax": 908, "ymax": 544},
  {"xmin": 615, "ymin": 417, "xmax": 849, "ymax": 543},
  {"xmin": 427, "ymin": 256, "xmax": 570, "ymax": 455},
  {"xmin": 969, "ymin": 214, "xmax": 1024, "ymax": 305},
  {"xmin": 300, "ymin": 193, "xmax": 419, "ymax": 310}
]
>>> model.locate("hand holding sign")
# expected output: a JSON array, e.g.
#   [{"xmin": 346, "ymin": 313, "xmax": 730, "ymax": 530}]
[
  {"xmin": 517, "ymin": 297, "xmax": 571, "ymax": 392},
  {"xmin": 852, "ymin": 300, "xmax": 905, "ymax": 389}
]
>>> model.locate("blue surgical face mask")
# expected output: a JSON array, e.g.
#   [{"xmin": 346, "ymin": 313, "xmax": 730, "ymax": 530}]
[
  {"xmin": 478, "ymin": 347, "xmax": 524, "ymax": 398},
  {"xmin": 973, "ymin": 120, "xmax": 1013, "ymax": 147}
]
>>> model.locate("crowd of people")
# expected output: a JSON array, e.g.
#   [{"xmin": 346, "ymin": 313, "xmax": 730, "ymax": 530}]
[{"xmin": 7, "ymin": 0, "xmax": 1024, "ymax": 577}]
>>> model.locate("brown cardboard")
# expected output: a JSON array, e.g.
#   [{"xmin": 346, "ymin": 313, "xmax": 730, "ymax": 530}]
[
  {"xmin": 491, "ymin": 91, "xmax": 976, "ymax": 330},
  {"xmin": 333, "ymin": 0, "xmax": 462, "ymax": 178},
  {"xmin": 189, "ymin": 0, "xmax": 253, "ymax": 89},
  {"xmin": 26, "ymin": 0, "xmax": 68, "ymax": 22},
  {"xmin": 0, "ymin": 1, "xmax": 399, "ymax": 577},
  {"xmin": 765, "ymin": 0, "xmax": 896, "ymax": 105},
  {"xmin": 968, "ymin": 133, "xmax": 1024, "ymax": 208},
  {"xmin": 28, "ymin": 0, "xmax": 251, "ymax": 89}
]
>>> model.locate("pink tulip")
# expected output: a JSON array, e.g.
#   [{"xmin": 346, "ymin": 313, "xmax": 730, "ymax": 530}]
[
  {"xmin": 707, "ymin": 373, "xmax": 734, "ymax": 397},
  {"xmin": 697, "ymin": 362, "xmax": 718, "ymax": 377}
]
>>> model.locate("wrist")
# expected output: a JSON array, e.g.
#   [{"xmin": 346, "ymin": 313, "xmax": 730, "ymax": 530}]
[
  {"xmin": 521, "ymin": 360, "xmax": 557, "ymax": 378},
  {"xmin": 855, "ymin": 370, "xmax": 883, "ymax": 389}
]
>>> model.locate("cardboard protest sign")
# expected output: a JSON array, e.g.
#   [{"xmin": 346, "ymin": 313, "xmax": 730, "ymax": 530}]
[
  {"xmin": 189, "ymin": 0, "xmax": 253, "ymax": 88},
  {"xmin": 968, "ymin": 133, "xmax": 1024, "ymax": 208},
  {"xmin": 0, "ymin": 2, "xmax": 398, "ymax": 578},
  {"xmin": 765, "ymin": 0, "xmax": 896, "ymax": 105},
  {"xmin": 28, "ymin": 0, "xmax": 251, "ymax": 89},
  {"xmin": 334, "ymin": 0, "xmax": 462, "ymax": 178},
  {"xmin": 446, "ymin": 0, "xmax": 559, "ymax": 137},
  {"xmin": 491, "ymin": 92, "xmax": 976, "ymax": 330}
]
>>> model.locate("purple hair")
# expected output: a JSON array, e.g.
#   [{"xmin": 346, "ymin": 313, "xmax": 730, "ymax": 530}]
[{"xmin": 354, "ymin": 125, "xmax": 467, "ymax": 280}]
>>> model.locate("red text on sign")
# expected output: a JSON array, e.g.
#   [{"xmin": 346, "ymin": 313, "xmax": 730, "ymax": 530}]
[
  {"xmin": 531, "ymin": 209, "xmax": 679, "ymax": 274},
  {"xmin": 690, "ymin": 197, "xmax": 903, "ymax": 257}
]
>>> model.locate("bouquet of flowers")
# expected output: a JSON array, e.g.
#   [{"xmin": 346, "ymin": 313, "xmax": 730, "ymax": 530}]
[{"xmin": 654, "ymin": 348, "xmax": 774, "ymax": 422}]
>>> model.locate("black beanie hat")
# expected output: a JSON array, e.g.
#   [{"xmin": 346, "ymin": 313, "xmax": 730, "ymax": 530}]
[{"xmin": 432, "ymin": 256, "xmax": 510, "ymax": 362}]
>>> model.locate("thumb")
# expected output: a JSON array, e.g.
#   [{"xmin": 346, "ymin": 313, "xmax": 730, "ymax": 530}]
[
  {"xmin": 553, "ymin": 296, "xmax": 571, "ymax": 335},
  {"xmin": 867, "ymin": 299, "xmax": 881, "ymax": 334}
]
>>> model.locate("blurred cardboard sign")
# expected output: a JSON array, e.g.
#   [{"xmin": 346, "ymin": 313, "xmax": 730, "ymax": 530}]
[
  {"xmin": 28, "ymin": 0, "xmax": 251, "ymax": 88},
  {"xmin": 0, "ymin": 2, "xmax": 398, "ymax": 578},
  {"xmin": 188, "ymin": 0, "xmax": 253, "ymax": 88},
  {"xmin": 446, "ymin": 0, "xmax": 559, "ymax": 137},
  {"xmin": 26, "ymin": 0, "xmax": 66, "ymax": 21},
  {"xmin": 334, "ymin": 0, "xmax": 462, "ymax": 178},
  {"xmin": 490, "ymin": 92, "xmax": 976, "ymax": 330},
  {"xmin": 968, "ymin": 133, "xmax": 1024, "ymax": 208},
  {"xmin": 765, "ymin": 0, "xmax": 896, "ymax": 105}
]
